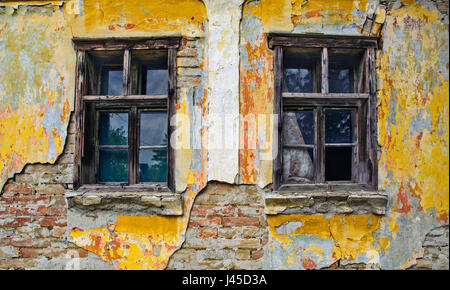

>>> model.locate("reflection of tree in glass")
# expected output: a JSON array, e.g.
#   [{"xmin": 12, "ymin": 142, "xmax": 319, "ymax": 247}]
[
  {"xmin": 99, "ymin": 149, "xmax": 128, "ymax": 182},
  {"xmin": 139, "ymin": 133, "xmax": 167, "ymax": 182},
  {"xmin": 107, "ymin": 127, "xmax": 128, "ymax": 145}
]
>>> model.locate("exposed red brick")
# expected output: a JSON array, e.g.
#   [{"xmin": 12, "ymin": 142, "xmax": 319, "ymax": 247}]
[
  {"xmin": 0, "ymin": 217, "xmax": 32, "ymax": 227},
  {"xmin": 192, "ymin": 205, "xmax": 236, "ymax": 217},
  {"xmin": 0, "ymin": 196, "xmax": 14, "ymax": 205},
  {"xmin": 251, "ymin": 249, "xmax": 264, "ymax": 259},
  {"xmin": 0, "ymin": 258, "xmax": 37, "ymax": 269},
  {"xmin": 188, "ymin": 217, "xmax": 221, "ymax": 227},
  {"xmin": 46, "ymin": 206, "xmax": 66, "ymax": 216},
  {"xmin": 222, "ymin": 217, "xmax": 259, "ymax": 227},
  {"xmin": 20, "ymin": 248, "xmax": 42, "ymax": 258},
  {"xmin": 199, "ymin": 227, "xmax": 218, "ymax": 238},
  {"xmin": 14, "ymin": 196, "xmax": 50, "ymax": 205},
  {"xmin": 2, "ymin": 183, "xmax": 33, "ymax": 195},
  {"xmin": 35, "ymin": 216, "xmax": 67, "ymax": 227}
]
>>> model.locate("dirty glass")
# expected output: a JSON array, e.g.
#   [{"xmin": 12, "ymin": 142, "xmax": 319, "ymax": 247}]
[
  {"xmin": 140, "ymin": 112, "xmax": 167, "ymax": 146},
  {"xmin": 98, "ymin": 149, "xmax": 129, "ymax": 182},
  {"xmin": 283, "ymin": 48, "xmax": 321, "ymax": 93},
  {"xmin": 99, "ymin": 112, "xmax": 129, "ymax": 145},
  {"xmin": 139, "ymin": 149, "xmax": 167, "ymax": 182},
  {"xmin": 131, "ymin": 50, "xmax": 168, "ymax": 95},
  {"xmin": 325, "ymin": 109, "xmax": 354, "ymax": 144},
  {"xmin": 282, "ymin": 110, "xmax": 315, "ymax": 183},
  {"xmin": 283, "ymin": 110, "xmax": 314, "ymax": 146},
  {"xmin": 328, "ymin": 49, "xmax": 365, "ymax": 94},
  {"xmin": 101, "ymin": 69, "xmax": 123, "ymax": 95},
  {"xmin": 98, "ymin": 112, "xmax": 129, "ymax": 182},
  {"xmin": 85, "ymin": 50, "xmax": 123, "ymax": 95}
]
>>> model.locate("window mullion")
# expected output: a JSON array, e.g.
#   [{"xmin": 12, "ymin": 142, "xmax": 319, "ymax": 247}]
[
  {"xmin": 321, "ymin": 47, "xmax": 328, "ymax": 94},
  {"xmin": 316, "ymin": 106, "xmax": 325, "ymax": 183},
  {"xmin": 129, "ymin": 106, "xmax": 138, "ymax": 184},
  {"xmin": 123, "ymin": 49, "xmax": 131, "ymax": 96}
]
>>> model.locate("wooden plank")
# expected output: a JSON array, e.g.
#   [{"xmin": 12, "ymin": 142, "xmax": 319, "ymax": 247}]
[
  {"xmin": 317, "ymin": 107, "xmax": 325, "ymax": 183},
  {"xmin": 73, "ymin": 37, "xmax": 181, "ymax": 51},
  {"xmin": 167, "ymin": 47, "xmax": 177, "ymax": 192},
  {"xmin": 268, "ymin": 34, "xmax": 379, "ymax": 49},
  {"xmin": 321, "ymin": 47, "xmax": 329, "ymax": 94},
  {"xmin": 73, "ymin": 50, "xmax": 85, "ymax": 189},
  {"xmin": 282, "ymin": 93, "xmax": 369, "ymax": 99},
  {"xmin": 283, "ymin": 98, "xmax": 362, "ymax": 108},
  {"xmin": 123, "ymin": 49, "xmax": 131, "ymax": 96},
  {"xmin": 368, "ymin": 47, "xmax": 378, "ymax": 189},
  {"xmin": 273, "ymin": 46, "xmax": 283, "ymax": 190},
  {"xmin": 129, "ymin": 107, "xmax": 137, "ymax": 185},
  {"xmin": 83, "ymin": 94, "xmax": 168, "ymax": 101}
]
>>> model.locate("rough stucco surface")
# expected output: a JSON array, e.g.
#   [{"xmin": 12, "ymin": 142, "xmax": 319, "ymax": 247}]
[{"xmin": 0, "ymin": 0, "xmax": 449, "ymax": 270}]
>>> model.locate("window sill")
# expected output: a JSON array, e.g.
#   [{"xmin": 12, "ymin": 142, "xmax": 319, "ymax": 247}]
[
  {"xmin": 264, "ymin": 191, "xmax": 388, "ymax": 215},
  {"xmin": 66, "ymin": 186, "xmax": 183, "ymax": 216}
]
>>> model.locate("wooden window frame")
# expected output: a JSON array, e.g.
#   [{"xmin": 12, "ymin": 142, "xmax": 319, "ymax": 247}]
[
  {"xmin": 269, "ymin": 34, "xmax": 378, "ymax": 192},
  {"xmin": 72, "ymin": 37, "xmax": 180, "ymax": 192}
]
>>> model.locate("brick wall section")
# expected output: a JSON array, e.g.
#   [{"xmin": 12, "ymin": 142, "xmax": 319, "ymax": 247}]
[
  {"xmin": 167, "ymin": 183, "xmax": 269, "ymax": 270},
  {"xmin": 411, "ymin": 225, "xmax": 449, "ymax": 270},
  {"xmin": 0, "ymin": 116, "xmax": 89, "ymax": 269}
]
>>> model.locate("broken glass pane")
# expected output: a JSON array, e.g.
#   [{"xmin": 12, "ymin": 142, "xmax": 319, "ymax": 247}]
[
  {"xmin": 325, "ymin": 109, "xmax": 354, "ymax": 144},
  {"xmin": 325, "ymin": 146, "xmax": 352, "ymax": 181}
]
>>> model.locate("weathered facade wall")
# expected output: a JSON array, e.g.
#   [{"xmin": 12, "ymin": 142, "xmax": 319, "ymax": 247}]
[{"xmin": 0, "ymin": 0, "xmax": 448, "ymax": 270}]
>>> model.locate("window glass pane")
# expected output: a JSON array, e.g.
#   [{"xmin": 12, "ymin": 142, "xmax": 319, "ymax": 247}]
[
  {"xmin": 101, "ymin": 69, "xmax": 123, "ymax": 95},
  {"xmin": 146, "ymin": 69, "xmax": 168, "ymax": 95},
  {"xmin": 85, "ymin": 50, "xmax": 123, "ymax": 95},
  {"xmin": 325, "ymin": 146, "xmax": 352, "ymax": 181},
  {"xmin": 325, "ymin": 109, "xmax": 354, "ymax": 144},
  {"xmin": 140, "ymin": 112, "xmax": 167, "ymax": 146},
  {"xmin": 329, "ymin": 49, "xmax": 365, "ymax": 93},
  {"xmin": 139, "ymin": 149, "xmax": 167, "ymax": 182},
  {"xmin": 282, "ymin": 148, "xmax": 314, "ymax": 183},
  {"xmin": 99, "ymin": 112, "xmax": 128, "ymax": 145},
  {"xmin": 284, "ymin": 68, "xmax": 314, "ymax": 93},
  {"xmin": 99, "ymin": 149, "xmax": 128, "ymax": 182},
  {"xmin": 283, "ymin": 111, "xmax": 314, "ymax": 145},
  {"xmin": 283, "ymin": 48, "xmax": 321, "ymax": 93},
  {"xmin": 131, "ymin": 50, "xmax": 168, "ymax": 95}
]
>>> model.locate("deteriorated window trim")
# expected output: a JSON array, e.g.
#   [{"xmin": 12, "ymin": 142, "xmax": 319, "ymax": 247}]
[
  {"xmin": 270, "ymin": 34, "xmax": 379, "ymax": 192},
  {"xmin": 72, "ymin": 37, "xmax": 180, "ymax": 192}
]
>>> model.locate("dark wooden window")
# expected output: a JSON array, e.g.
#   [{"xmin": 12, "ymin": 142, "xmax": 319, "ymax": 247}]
[
  {"xmin": 72, "ymin": 38, "xmax": 179, "ymax": 192},
  {"xmin": 269, "ymin": 34, "xmax": 378, "ymax": 191}
]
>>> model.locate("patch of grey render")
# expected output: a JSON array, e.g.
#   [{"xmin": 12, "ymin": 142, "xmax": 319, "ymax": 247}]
[
  {"xmin": 29, "ymin": 251, "xmax": 114, "ymax": 270},
  {"xmin": 275, "ymin": 221, "xmax": 303, "ymax": 235}
]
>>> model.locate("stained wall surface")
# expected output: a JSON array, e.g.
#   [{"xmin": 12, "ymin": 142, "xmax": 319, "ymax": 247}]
[{"xmin": 0, "ymin": 0, "xmax": 448, "ymax": 270}]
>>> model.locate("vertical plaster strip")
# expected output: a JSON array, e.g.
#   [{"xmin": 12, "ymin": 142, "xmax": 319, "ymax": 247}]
[{"xmin": 204, "ymin": 0, "xmax": 244, "ymax": 183}]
